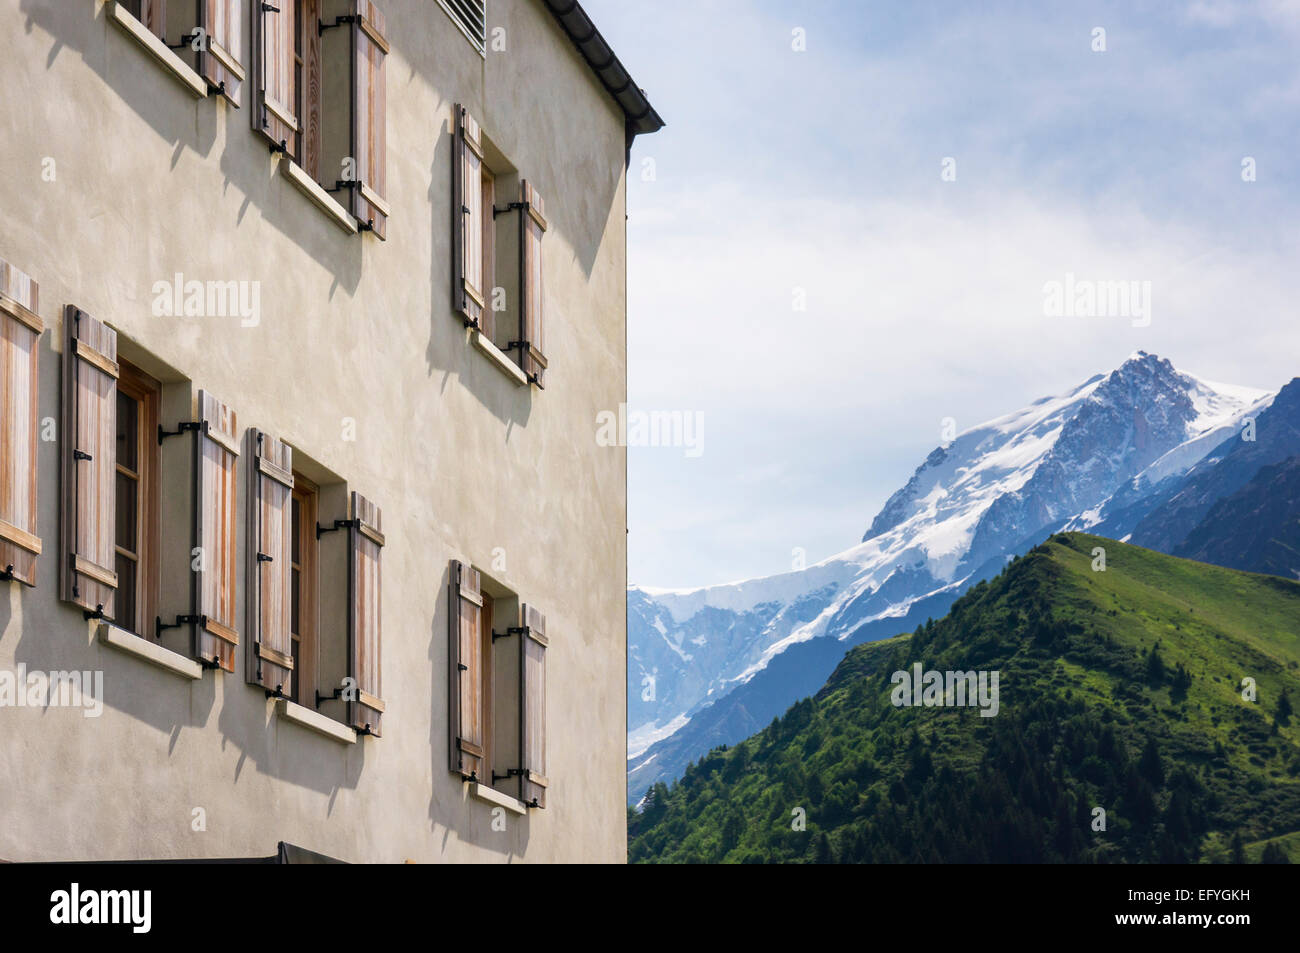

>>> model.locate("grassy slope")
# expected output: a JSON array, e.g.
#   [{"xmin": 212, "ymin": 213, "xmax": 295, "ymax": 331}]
[{"xmin": 628, "ymin": 534, "xmax": 1300, "ymax": 863}]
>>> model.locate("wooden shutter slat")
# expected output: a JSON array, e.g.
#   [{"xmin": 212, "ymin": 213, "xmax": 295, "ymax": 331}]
[
  {"xmin": 449, "ymin": 559, "xmax": 484, "ymax": 779},
  {"xmin": 61, "ymin": 307, "xmax": 117, "ymax": 617},
  {"xmin": 300, "ymin": 0, "xmax": 322, "ymax": 179},
  {"xmin": 0, "ymin": 258, "xmax": 42, "ymax": 587},
  {"xmin": 200, "ymin": 0, "xmax": 245, "ymax": 106},
  {"xmin": 246, "ymin": 429, "xmax": 294, "ymax": 694},
  {"xmin": 454, "ymin": 106, "xmax": 485, "ymax": 329},
  {"xmin": 351, "ymin": 0, "xmax": 388, "ymax": 239},
  {"xmin": 253, "ymin": 0, "xmax": 297, "ymax": 155},
  {"xmin": 518, "ymin": 181, "xmax": 547, "ymax": 387},
  {"xmin": 520, "ymin": 603, "xmax": 547, "ymax": 808},
  {"xmin": 348, "ymin": 491, "xmax": 384, "ymax": 735},
  {"xmin": 194, "ymin": 390, "xmax": 239, "ymax": 671}
]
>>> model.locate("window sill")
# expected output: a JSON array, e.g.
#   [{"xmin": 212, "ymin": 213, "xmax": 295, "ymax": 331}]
[
  {"xmin": 108, "ymin": 2, "xmax": 209, "ymax": 99},
  {"xmin": 97, "ymin": 622, "xmax": 204, "ymax": 680},
  {"xmin": 468, "ymin": 781, "xmax": 528, "ymax": 815},
  {"xmin": 279, "ymin": 158, "xmax": 359, "ymax": 234},
  {"xmin": 276, "ymin": 699, "xmax": 357, "ymax": 745},
  {"xmin": 471, "ymin": 330, "xmax": 528, "ymax": 387}
]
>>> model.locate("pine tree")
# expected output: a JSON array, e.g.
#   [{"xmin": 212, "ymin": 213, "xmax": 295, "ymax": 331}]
[
  {"xmin": 813, "ymin": 831, "xmax": 834, "ymax": 864},
  {"xmin": 1260, "ymin": 842, "xmax": 1289, "ymax": 864},
  {"xmin": 1139, "ymin": 736, "xmax": 1165, "ymax": 786},
  {"xmin": 1145, "ymin": 646, "xmax": 1166, "ymax": 684}
]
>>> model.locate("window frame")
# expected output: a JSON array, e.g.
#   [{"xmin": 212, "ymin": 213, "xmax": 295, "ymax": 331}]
[
  {"xmin": 290, "ymin": 471, "xmax": 319, "ymax": 708},
  {"xmin": 112, "ymin": 361, "xmax": 161, "ymax": 638}
]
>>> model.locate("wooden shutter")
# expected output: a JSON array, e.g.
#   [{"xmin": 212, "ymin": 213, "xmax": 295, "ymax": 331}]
[
  {"xmin": 246, "ymin": 429, "xmax": 293, "ymax": 694},
  {"xmin": 453, "ymin": 104, "xmax": 485, "ymax": 329},
  {"xmin": 193, "ymin": 390, "xmax": 239, "ymax": 671},
  {"xmin": 518, "ymin": 180, "xmax": 548, "ymax": 387},
  {"xmin": 60, "ymin": 307, "xmax": 118, "ymax": 618},
  {"xmin": 519, "ymin": 604, "xmax": 548, "ymax": 808},
  {"xmin": 449, "ymin": 559, "xmax": 484, "ymax": 779},
  {"xmin": 252, "ymin": 0, "xmax": 297, "ymax": 155},
  {"xmin": 348, "ymin": 491, "xmax": 384, "ymax": 735},
  {"xmin": 125, "ymin": 0, "xmax": 167, "ymax": 39},
  {"xmin": 200, "ymin": 0, "xmax": 245, "ymax": 106},
  {"xmin": 0, "ymin": 259, "xmax": 43, "ymax": 588},
  {"xmin": 351, "ymin": 0, "xmax": 389, "ymax": 239}
]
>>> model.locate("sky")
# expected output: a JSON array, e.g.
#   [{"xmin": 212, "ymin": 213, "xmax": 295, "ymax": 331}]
[{"xmin": 581, "ymin": 0, "xmax": 1300, "ymax": 589}]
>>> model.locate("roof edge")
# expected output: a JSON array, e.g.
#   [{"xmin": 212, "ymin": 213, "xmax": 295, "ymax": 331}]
[{"xmin": 542, "ymin": 0, "xmax": 665, "ymax": 144}]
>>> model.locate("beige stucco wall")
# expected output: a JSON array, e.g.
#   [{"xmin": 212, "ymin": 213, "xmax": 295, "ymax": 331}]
[{"xmin": 0, "ymin": 0, "xmax": 629, "ymax": 862}]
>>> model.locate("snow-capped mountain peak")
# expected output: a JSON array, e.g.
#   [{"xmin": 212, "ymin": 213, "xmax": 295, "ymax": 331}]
[{"xmin": 627, "ymin": 354, "xmax": 1274, "ymax": 795}]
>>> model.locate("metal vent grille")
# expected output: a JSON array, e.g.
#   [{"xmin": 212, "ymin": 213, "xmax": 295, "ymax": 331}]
[{"xmin": 437, "ymin": 0, "xmax": 486, "ymax": 55}]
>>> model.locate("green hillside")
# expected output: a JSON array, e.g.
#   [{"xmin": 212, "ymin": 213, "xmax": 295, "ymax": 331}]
[{"xmin": 628, "ymin": 534, "xmax": 1300, "ymax": 863}]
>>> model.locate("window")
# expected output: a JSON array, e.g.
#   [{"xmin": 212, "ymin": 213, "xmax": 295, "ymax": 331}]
[
  {"xmin": 453, "ymin": 105, "xmax": 548, "ymax": 386},
  {"xmin": 449, "ymin": 561, "xmax": 548, "ymax": 807},
  {"xmin": 289, "ymin": 473, "xmax": 319, "ymax": 706},
  {"xmin": 113, "ymin": 362, "xmax": 161, "ymax": 636},
  {"xmin": 437, "ymin": 0, "xmax": 486, "ymax": 56},
  {"xmin": 254, "ymin": 0, "xmax": 389, "ymax": 237},
  {"xmin": 109, "ymin": 2, "xmax": 244, "ymax": 102},
  {"xmin": 0, "ymin": 256, "xmax": 43, "ymax": 588},
  {"xmin": 248, "ymin": 442, "xmax": 381, "ymax": 738}
]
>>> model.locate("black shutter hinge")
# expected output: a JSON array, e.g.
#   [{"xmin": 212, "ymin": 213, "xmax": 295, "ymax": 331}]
[
  {"xmin": 73, "ymin": 449, "xmax": 92, "ymax": 462},
  {"xmin": 257, "ymin": 552, "xmax": 274, "ymax": 563},
  {"xmin": 265, "ymin": 684, "xmax": 286, "ymax": 699},
  {"xmin": 261, "ymin": 3, "xmax": 281, "ymax": 12},
  {"xmin": 83, "ymin": 604, "xmax": 105, "ymax": 621},
  {"xmin": 0, "ymin": 564, "xmax": 14, "ymax": 582}
]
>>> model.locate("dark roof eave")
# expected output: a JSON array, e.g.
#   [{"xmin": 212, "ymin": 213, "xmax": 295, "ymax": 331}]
[{"xmin": 542, "ymin": 0, "xmax": 665, "ymax": 142}]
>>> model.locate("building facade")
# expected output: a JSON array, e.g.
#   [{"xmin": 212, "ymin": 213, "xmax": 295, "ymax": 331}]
[{"xmin": 0, "ymin": 0, "xmax": 660, "ymax": 862}]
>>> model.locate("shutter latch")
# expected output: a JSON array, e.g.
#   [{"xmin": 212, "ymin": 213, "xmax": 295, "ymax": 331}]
[
  {"xmin": 73, "ymin": 449, "xmax": 93, "ymax": 462},
  {"xmin": 492, "ymin": 201, "xmax": 529, "ymax": 220},
  {"xmin": 316, "ymin": 518, "xmax": 359, "ymax": 540},
  {"xmin": 319, "ymin": 15, "xmax": 359, "ymax": 35},
  {"xmin": 158, "ymin": 421, "xmax": 202, "ymax": 444},
  {"xmin": 257, "ymin": 552, "xmax": 274, "ymax": 563}
]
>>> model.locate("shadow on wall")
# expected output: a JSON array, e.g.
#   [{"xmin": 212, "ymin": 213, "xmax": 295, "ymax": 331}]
[
  {"xmin": 18, "ymin": 2, "xmax": 363, "ymax": 296},
  {"xmin": 426, "ymin": 565, "xmax": 531, "ymax": 859}
]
